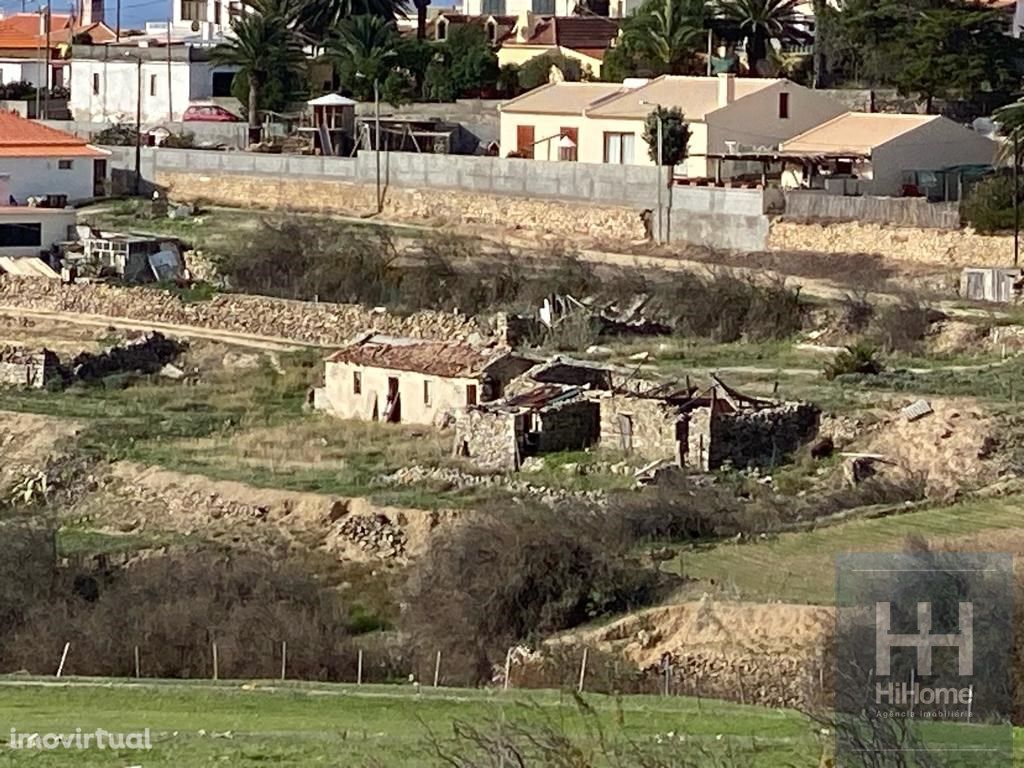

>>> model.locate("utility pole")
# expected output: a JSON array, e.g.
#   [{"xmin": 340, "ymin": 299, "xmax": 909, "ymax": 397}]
[
  {"xmin": 116, "ymin": 0, "xmax": 121, "ymax": 41},
  {"xmin": 1015, "ymin": 131, "xmax": 1020, "ymax": 267},
  {"xmin": 374, "ymin": 77, "xmax": 381, "ymax": 213},
  {"xmin": 43, "ymin": 3, "xmax": 50, "ymax": 120},
  {"xmin": 34, "ymin": 8, "xmax": 41, "ymax": 119},
  {"xmin": 166, "ymin": 19, "xmax": 173, "ymax": 122},
  {"xmin": 132, "ymin": 54, "xmax": 142, "ymax": 195}
]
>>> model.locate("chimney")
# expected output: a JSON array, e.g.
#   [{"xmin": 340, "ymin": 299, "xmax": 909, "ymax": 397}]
[
  {"xmin": 717, "ymin": 73, "xmax": 735, "ymax": 108},
  {"xmin": 516, "ymin": 9, "xmax": 531, "ymax": 43},
  {"xmin": 80, "ymin": 0, "xmax": 104, "ymax": 26}
]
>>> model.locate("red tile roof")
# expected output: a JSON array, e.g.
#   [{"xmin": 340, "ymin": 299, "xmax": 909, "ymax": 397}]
[
  {"xmin": 0, "ymin": 112, "xmax": 106, "ymax": 157},
  {"xmin": 326, "ymin": 335, "xmax": 507, "ymax": 378},
  {"xmin": 512, "ymin": 15, "xmax": 619, "ymax": 52},
  {"xmin": 0, "ymin": 13, "xmax": 116, "ymax": 49}
]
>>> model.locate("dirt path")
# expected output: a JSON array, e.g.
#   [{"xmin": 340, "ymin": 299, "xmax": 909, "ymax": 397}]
[{"xmin": 0, "ymin": 305, "xmax": 316, "ymax": 352}]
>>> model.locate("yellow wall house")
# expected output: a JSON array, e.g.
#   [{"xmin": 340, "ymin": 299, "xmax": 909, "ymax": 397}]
[
  {"xmin": 497, "ymin": 12, "xmax": 620, "ymax": 78},
  {"xmin": 498, "ymin": 73, "xmax": 848, "ymax": 178},
  {"xmin": 313, "ymin": 333, "xmax": 536, "ymax": 427}
]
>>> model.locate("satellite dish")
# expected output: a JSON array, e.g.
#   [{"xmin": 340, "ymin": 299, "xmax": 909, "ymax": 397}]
[{"xmin": 190, "ymin": 19, "xmax": 200, "ymax": 31}]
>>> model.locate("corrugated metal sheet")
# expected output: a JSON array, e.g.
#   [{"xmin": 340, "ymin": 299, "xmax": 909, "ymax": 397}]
[{"xmin": 0, "ymin": 256, "xmax": 59, "ymax": 279}]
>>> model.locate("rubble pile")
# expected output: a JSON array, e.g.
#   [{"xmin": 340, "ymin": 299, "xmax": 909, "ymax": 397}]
[
  {"xmin": 337, "ymin": 513, "xmax": 407, "ymax": 559},
  {"xmin": 375, "ymin": 465, "xmax": 607, "ymax": 506}
]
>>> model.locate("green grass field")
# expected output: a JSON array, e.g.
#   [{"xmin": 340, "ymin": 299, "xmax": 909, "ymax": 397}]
[
  {"xmin": 0, "ymin": 677, "xmax": 820, "ymax": 767},
  {"xmin": 669, "ymin": 496, "xmax": 1024, "ymax": 604}
]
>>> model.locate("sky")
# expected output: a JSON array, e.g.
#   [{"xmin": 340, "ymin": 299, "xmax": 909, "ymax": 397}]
[{"xmin": 0, "ymin": 0, "xmax": 175, "ymax": 30}]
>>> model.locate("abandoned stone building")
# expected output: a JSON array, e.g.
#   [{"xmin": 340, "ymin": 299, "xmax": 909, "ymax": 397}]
[
  {"xmin": 454, "ymin": 384, "xmax": 601, "ymax": 471},
  {"xmin": 313, "ymin": 333, "xmax": 535, "ymax": 426},
  {"xmin": 0, "ymin": 346, "xmax": 60, "ymax": 389},
  {"xmin": 595, "ymin": 376, "xmax": 820, "ymax": 471}
]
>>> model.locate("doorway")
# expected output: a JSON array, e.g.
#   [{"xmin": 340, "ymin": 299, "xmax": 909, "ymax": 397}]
[
  {"xmin": 92, "ymin": 158, "xmax": 107, "ymax": 197},
  {"xmin": 384, "ymin": 377, "xmax": 401, "ymax": 423}
]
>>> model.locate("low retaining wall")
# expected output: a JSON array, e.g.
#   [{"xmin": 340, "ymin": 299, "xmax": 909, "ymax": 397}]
[
  {"xmin": 782, "ymin": 192, "xmax": 961, "ymax": 230},
  {"xmin": 155, "ymin": 170, "xmax": 645, "ymax": 242},
  {"xmin": 768, "ymin": 220, "xmax": 1015, "ymax": 267},
  {"xmin": 0, "ymin": 278, "xmax": 484, "ymax": 347}
]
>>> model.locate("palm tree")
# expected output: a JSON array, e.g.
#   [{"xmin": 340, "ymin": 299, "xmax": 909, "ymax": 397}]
[
  {"xmin": 327, "ymin": 15, "xmax": 401, "ymax": 99},
  {"xmin": 211, "ymin": 11, "xmax": 306, "ymax": 141},
  {"xmin": 296, "ymin": 0, "xmax": 408, "ymax": 41},
  {"xmin": 716, "ymin": 0, "xmax": 808, "ymax": 74},
  {"xmin": 620, "ymin": 0, "xmax": 706, "ymax": 74}
]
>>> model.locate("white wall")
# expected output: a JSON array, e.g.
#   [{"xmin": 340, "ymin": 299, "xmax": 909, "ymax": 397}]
[
  {"xmin": 0, "ymin": 156, "xmax": 98, "ymax": 203},
  {"xmin": 869, "ymin": 118, "xmax": 997, "ymax": 196},
  {"xmin": 705, "ymin": 82, "xmax": 846, "ymax": 155},
  {"xmin": 321, "ymin": 361, "xmax": 480, "ymax": 426},
  {"xmin": 0, "ymin": 59, "xmax": 46, "ymax": 88},
  {"xmin": 70, "ymin": 58, "xmax": 238, "ymax": 124},
  {"xmin": 0, "ymin": 207, "xmax": 77, "ymax": 256}
]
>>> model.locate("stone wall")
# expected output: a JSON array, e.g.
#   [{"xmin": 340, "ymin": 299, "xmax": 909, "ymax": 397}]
[
  {"xmin": 0, "ymin": 277, "xmax": 484, "ymax": 347},
  {"xmin": 0, "ymin": 347, "xmax": 60, "ymax": 388},
  {"xmin": 707, "ymin": 403, "xmax": 820, "ymax": 471},
  {"xmin": 454, "ymin": 408, "xmax": 520, "ymax": 471},
  {"xmin": 154, "ymin": 170, "xmax": 645, "ymax": 242},
  {"xmin": 595, "ymin": 393, "xmax": 681, "ymax": 462},
  {"xmin": 768, "ymin": 220, "xmax": 1014, "ymax": 267}
]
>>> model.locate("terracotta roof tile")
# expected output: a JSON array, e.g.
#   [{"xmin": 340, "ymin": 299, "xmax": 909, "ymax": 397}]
[
  {"xmin": 0, "ymin": 13, "xmax": 115, "ymax": 49},
  {"xmin": 0, "ymin": 112, "xmax": 106, "ymax": 157},
  {"xmin": 326, "ymin": 335, "xmax": 507, "ymax": 378}
]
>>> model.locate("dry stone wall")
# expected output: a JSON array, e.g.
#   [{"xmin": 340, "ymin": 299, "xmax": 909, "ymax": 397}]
[
  {"xmin": 708, "ymin": 403, "xmax": 820, "ymax": 471},
  {"xmin": 155, "ymin": 171, "xmax": 645, "ymax": 242},
  {"xmin": 768, "ymin": 220, "xmax": 1014, "ymax": 267},
  {"xmin": 0, "ymin": 277, "xmax": 483, "ymax": 346}
]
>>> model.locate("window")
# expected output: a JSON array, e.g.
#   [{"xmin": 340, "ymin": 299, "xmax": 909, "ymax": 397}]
[
  {"xmin": 436, "ymin": 18, "xmax": 447, "ymax": 40},
  {"xmin": 228, "ymin": 0, "xmax": 244, "ymax": 19},
  {"xmin": 58, "ymin": 160, "xmax": 73, "ymax": 170},
  {"xmin": 353, "ymin": 371, "xmax": 362, "ymax": 394},
  {"xmin": 92, "ymin": 73, "xmax": 100, "ymax": 95},
  {"xmin": 149, "ymin": 74, "xmax": 157, "ymax": 96},
  {"xmin": 559, "ymin": 126, "xmax": 578, "ymax": 161},
  {"xmin": 181, "ymin": 0, "xmax": 208, "ymax": 21},
  {"xmin": 211, "ymin": 71, "xmax": 234, "ymax": 97},
  {"xmin": 214, "ymin": 0, "xmax": 222, "ymax": 24},
  {"xmin": 485, "ymin": 19, "xmax": 497, "ymax": 43},
  {"xmin": 603, "ymin": 132, "xmax": 635, "ymax": 164},
  {"xmin": 778, "ymin": 92, "xmax": 790, "ymax": 119},
  {"xmin": 481, "ymin": 0, "xmax": 506, "ymax": 13},
  {"xmin": 0, "ymin": 223, "xmax": 41, "ymax": 247},
  {"xmin": 532, "ymin": 0, "xmax": 555, "ymax": 12},
  {"xmin": 423, "ymin": 379, "xmax": 433, "ymax": 406},
  {"xmin": 466, "ymin": 384, "xmax": 478, "ymax": 406},
  {"xmin": 0, "ymin": 69, "xmax": 4, "ymax": 85}
]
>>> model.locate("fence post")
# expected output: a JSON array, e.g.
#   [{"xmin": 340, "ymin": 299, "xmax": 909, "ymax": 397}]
[
  {"xmin": 212, "ymin": 643, "xmax": 219, "ymax": 682},
  {"xmin": 503, "ymin": 647, "xmax": 513, "ymax": 692},
  {"xmin": 433, "ymin": 650, "xmax": 442, "ymax": 688},
  {"xmin": 55, "ymin": 642, "xmax": 70, "ymax": 678},
  {"xmin": 357, "ymin": 649, "xmax": 363, "ymax": 686},
  {"xmin": 280, "ymin": 641, "xmax": 287, "ymax": 682},
  {"xmin": 577, "ymin": 648, "xmax": 588, "ymax": 694},
  {"xmin": 134, "ymin": 645, "xmax": 140, "ymax": 679}
]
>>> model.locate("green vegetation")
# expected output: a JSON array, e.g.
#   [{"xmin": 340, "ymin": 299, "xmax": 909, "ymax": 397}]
[
  {"xmin": 0, "ymin": 678, "xmax": 820, "ymax": 767},
  {"xmin": 667, "ymin": 496, "xmax": 1024, "ymax": 603}
]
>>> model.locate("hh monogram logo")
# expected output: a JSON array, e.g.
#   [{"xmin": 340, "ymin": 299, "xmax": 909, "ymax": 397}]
[{"xmin": 875, "ymin": 601, "xmax": 973, "ymax": 676}]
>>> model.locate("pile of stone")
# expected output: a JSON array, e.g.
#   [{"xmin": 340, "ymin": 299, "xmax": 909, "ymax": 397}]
[
  {"xmin": 69, "ymin": 332, "xmax": 185, "ymax": 381},
  {"xmin": 337, "ymin": 513, "xmax": 407, "ymax": 559},
  {"xmin": 374, "ymin": 465, "xmax": 606, "ymax": 506}
]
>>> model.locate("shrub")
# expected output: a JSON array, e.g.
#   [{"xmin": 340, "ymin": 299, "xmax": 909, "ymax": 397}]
[
  {"xmin": 869, "ymin": 300, "xmax": 936, "ymax": 354},
  {"xmin": 518, "ymin": 52, "xmax": 584, "ymax": 91},
  {"xmin": 962, "ymin": 174, "xmax": 1015, "ymax": 234},
  {"xmin": 93, "ymin": 123, "xmax": 140, "ymax": 147},
  {"xmin": 401, "ymin": 505, "xmax": 659, "ymax": 685},
  {"xmin": 824, "ymin": 343, "xmax": 884, "ymax": 380}
]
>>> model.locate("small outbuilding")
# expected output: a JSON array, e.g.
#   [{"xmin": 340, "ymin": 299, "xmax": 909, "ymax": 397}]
[{"xmin": 313, "ymin": 333, "xmax": 535, "ymax": 426}]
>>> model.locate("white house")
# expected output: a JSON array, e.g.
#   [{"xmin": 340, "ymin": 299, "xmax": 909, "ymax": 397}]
[
  {"xmin": 462, "ymin": 0, "xmax": 628, "ymax": 18},
  {"xmin": 780, "ymin": 112, "xmax": 998, "ymax": 196},
  {"xmin": 499, "ymin": 74, "xmax": 847, "ymax": 178},
  {"xmin": 69, "ymin": 41, "xmax": 239, "ymax": 124},
  {"xmin": 0, "ymin": 112, "xmax": 108, "ymax": 203}
]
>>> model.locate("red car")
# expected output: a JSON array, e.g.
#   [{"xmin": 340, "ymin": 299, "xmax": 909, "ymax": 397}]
[{"xmin": 183, "ymin": 103, "xmax": 241, "ymax": 122}]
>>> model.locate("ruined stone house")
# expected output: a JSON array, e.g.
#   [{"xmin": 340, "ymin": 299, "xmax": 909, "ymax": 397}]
[
  {"xmin": 0, "ymin": 346, "xmax": 60, "ymax": 389},
  {"xmin": 313, "ymin": 333, "xmax": 535, "ymax": 426},
  {"xmin": 454, "ymin": 384, "xmax": 601, "ymax": 471},
  {"xmin": 596, "ymin": 376, "xmax": 819, "ymax": 471}
]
